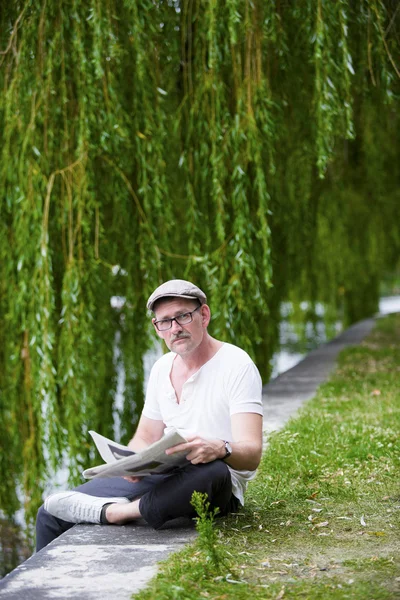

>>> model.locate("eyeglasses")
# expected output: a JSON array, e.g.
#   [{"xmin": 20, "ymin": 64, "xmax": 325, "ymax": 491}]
[{"xmin": 154, "ymin": 305, "xmax": 201, "ymax": 331}]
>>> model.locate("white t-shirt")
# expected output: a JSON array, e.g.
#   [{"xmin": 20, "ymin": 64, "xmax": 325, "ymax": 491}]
[{"xmin": 142, "ymin": 342, "xmax": 263, "ymax": 504}]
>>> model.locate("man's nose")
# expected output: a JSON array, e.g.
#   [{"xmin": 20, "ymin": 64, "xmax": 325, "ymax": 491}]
[{"xmin": 170, "ymin": 318, "xmax": 183, "ymax": 333}]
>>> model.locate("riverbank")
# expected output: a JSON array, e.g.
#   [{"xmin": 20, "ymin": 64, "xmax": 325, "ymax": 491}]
[{"xmin": 137, "ymin": 313, "xmax": 400, "ymax": 599}]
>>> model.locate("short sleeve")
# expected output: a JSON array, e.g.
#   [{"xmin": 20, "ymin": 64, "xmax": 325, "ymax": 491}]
[
  {"xmin": 142, "ymin": 363, "xmax": 163, "ymax": 421},
  {"xmin": 226, "ymin": 361, "xmax": 263, "ymax": 416}
]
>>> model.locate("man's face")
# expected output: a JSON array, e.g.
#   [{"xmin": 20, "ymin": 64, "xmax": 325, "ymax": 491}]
[{"xmin": 152, "ymin": 298, "xmax": 209, "ymax": 356}]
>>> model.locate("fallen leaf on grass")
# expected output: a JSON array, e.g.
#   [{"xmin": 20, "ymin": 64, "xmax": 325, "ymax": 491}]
[
  {"xmin": 371, "ymin": 389, "xmax": 381, "ymax": 396},
  {"xmin": 366, "ymin": 531, "xmax": 385, "ymax": 536},
  {"xmin": 270, "ymin": 500, "xmax": 286, "ymax": 506},
  {"xmin": 225, "ymin": 573, "xmax": 247, "ymax": 584},
  {"xmin": 360, "ymin": 515, "xmax": 366, "ymax": 526},
  {"xmin": 308, "ymin": 491, "xmax": 319, "ymax": 499},
  {"xmin": 316, "ymin": 521, "xmax": 329, "ymax": 528},
  {"xmin": 276, "ymin": 586, "xmax": 285, "ymax": 599},
  {"xmin": 312, "ymin": 508, "xmax": 323, "ymax": 513}
]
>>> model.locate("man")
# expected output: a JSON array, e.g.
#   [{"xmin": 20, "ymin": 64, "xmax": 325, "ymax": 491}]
[{"xmin": 37, "ymin": 279, "xmax": 263, "ymax": 550}]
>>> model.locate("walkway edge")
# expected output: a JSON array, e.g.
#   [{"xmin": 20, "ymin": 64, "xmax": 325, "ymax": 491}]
[{"xmin": 262, "ymin": 317, "xmax": 376, "ymax": 435}]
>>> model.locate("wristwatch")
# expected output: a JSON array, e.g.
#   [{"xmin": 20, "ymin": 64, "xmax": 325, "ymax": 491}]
[{"xmin": 223, "ymin": 440, "xmax": 232, "ymax": 460}]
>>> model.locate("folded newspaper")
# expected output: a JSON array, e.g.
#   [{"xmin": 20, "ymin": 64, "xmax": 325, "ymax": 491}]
[{"xmin": 82, "ymin": 428, "xmax": 189, "ymax": 479}]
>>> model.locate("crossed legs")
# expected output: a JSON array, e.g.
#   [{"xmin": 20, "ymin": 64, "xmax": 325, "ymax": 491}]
[{"xmin": 36, "ymin": 460, "xmax": 238, "ymax": 551}]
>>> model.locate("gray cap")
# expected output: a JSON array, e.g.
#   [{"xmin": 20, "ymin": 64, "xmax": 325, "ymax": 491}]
[{"xmin": 147, "ymin": 279, "xmax": 207, "ymax": 312}]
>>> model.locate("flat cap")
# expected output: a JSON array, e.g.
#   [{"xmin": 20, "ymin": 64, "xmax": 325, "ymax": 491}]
[{"xmin": 147, "ymin": 279, "xmax": 207, "ymax": 312}]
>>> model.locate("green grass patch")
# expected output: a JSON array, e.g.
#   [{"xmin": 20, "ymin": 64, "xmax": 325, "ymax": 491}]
[{"xmin": 134, "ymin": 314, "xmax": 400, "ymax": 599}]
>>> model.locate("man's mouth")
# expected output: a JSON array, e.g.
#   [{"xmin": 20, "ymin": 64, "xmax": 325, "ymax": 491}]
[{"xmin": 171, "ymin": 335, "xmax": 190, "ymax": 343}]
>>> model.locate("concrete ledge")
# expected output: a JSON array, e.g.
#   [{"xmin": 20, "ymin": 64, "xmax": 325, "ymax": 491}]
[
  {"xmin": 0, "ymin": 519, "xmax": 196, "ymax": 599},
  {"xmin": 0, "ymin": 317, "xmax": 377, "ymax": 598}
]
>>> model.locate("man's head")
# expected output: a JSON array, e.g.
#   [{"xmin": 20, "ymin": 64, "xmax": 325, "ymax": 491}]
[{"xmin": 147, "ymin": 279, "xmax": 210, "ymax": 356}]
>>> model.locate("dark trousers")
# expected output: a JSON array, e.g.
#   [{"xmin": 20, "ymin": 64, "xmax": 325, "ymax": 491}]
[{"xmin": 36, "ymin": 460, "xmax": 238, "ymax": 551}]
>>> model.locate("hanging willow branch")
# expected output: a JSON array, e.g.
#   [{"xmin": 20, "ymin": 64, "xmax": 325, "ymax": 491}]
[{"xmin": 0, "ymin": 0, "xmax": 399, "ymax": 538}]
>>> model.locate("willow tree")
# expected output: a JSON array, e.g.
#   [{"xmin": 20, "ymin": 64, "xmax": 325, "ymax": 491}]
[{"xmin": 0, "ymin": 1, "xmax": 399, "ymax": 532}]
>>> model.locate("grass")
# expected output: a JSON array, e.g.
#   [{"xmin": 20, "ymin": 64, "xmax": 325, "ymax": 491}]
[{"xmin": 134, "ymin": 314, "xmax": 400, "ymax": 600}]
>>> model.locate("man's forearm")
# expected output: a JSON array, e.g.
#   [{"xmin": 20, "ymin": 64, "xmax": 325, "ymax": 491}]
[
  {"xmin": 127, "ymin": 434, "xmax": 151, "ymax": 452},
  {"xmin": 215, "ymin": 439, "xmax": 263, "ymax": 471},
  {"xmin": 127, "ymin": 416, "xmax": 165, "ymax": 452}
]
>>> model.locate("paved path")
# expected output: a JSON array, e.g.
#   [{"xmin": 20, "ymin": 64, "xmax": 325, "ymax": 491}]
[
  {"xmin": 0, "ymin": 317, "xmax": 377, "ymax": 599},
  {"xmin": 263, "ymin": 317, "xmax": 376, "ymax": 434}
]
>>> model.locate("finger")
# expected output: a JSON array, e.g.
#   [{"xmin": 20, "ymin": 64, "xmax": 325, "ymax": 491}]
[{"xmin": 166, "ymin": 441, "xmax": 194, "ymax": 455}]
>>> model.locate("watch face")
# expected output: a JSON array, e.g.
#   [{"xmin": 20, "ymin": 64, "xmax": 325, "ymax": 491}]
[{"xmin": 225, "ymin": 441, "xmax": 232, "ymax": 457}]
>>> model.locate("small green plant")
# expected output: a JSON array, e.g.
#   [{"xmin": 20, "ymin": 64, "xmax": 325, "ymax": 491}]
[{"xmin": 190, "ymin": 491, "xmax": 226, "ymax": 572}]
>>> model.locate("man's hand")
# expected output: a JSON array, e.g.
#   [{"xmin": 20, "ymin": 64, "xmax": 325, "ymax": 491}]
[
  {"xmin": 166, "ymin": 414, "xmax": 263, "ymax": 470},
  {"xmin": 165, "ymin": 436, "xmax": 225, "ymax": 464},
  {"xmin": 122, "ymin": 476, "xmax": 142, "ymax": 483}
]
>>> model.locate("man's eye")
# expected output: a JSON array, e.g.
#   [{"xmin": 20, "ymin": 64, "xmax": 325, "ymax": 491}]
[{"xmin": 179, "ymin": 313, "xmax": 190, "ymax": 319}]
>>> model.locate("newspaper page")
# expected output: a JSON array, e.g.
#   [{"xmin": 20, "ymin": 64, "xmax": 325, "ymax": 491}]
[{"xmin": 82, "ymin": 428, "xmax": 189, "ymax": 479}]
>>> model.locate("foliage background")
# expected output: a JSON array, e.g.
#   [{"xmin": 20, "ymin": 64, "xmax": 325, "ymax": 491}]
[{"xmin": 0, "ymin": 0, "xmax": 399, "ymax": 528}]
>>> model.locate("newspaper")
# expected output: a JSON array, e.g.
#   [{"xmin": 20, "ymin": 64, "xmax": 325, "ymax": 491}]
[{"xmin": 82, "ymin": 428, "xmax": 189, "ymax": 479}]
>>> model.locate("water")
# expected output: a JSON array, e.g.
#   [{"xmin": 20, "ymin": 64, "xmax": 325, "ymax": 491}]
[
  {"xmin": 379, "ymin": 295, "xmax": 400, "ymax": 315},
  {"xmin": 269, "ymin": 295, "xmax": 400, "ymax": 379}
]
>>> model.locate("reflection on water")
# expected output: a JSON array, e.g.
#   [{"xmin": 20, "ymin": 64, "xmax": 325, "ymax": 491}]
[
  {"xmin": 0, "ymin": 518, "xmax": 31, "ymax": 578},
  {"xmin": 270, "ymin": 307, "xmax": 342, "ymax": 378},
  {"xmin": 269, "ymin": 295, "xmax": 400, "ymax": 378},
  {"xmin": 2, "ymin": 296, "xmax": 399, "ymax": 577}
]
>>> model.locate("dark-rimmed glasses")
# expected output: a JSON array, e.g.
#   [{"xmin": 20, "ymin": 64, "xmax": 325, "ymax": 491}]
[{"xmin": 154, "ymin": 305, "xmax": 201, "ymax": 331}]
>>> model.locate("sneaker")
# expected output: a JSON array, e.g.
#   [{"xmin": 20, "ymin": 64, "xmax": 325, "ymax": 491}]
[{"xmin": 44, "ymin": 491, "xmax": 130, "ymax": 524}]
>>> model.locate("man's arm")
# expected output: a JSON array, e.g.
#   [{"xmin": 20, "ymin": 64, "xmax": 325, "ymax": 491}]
[
  {"xmin": 223, "ymin": 412, "xmax": 263, "ymax": 470},
  {"xmin": 127, "ymin": 414, "xmax": 165, "ymax": 452},
  {"xmin": 165, "ymin": 412, "xmax": 263, "ymax": 471}
]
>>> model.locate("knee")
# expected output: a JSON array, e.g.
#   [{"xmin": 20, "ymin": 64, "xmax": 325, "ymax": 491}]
[
  {"xmin": 203, "ymin": 459, "xmax": 231, "ymax": 485},
  {"xmin": 185, "ymin": 460, "xmax": 232, "ymax": 496},
  {"xmin": 36, "ymin": 504, "xmax": 47, "ymax": 525},
  {"xmin": 36, "ymin": 503, "xmax": 54, "ymax": 536}
]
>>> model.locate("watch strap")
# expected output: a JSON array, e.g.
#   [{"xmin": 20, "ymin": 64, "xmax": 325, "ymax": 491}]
[{"xmin": 223, "ymin": 440, "xmax": 232, "ymax": 459}]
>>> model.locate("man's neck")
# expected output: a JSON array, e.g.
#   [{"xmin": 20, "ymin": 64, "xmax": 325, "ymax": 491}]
[{"xmin": 176, "ymin": 334, "xmax": 223, "ymax": 373}]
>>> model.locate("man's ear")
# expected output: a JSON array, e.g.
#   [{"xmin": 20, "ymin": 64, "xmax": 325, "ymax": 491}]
[{"xmin": 200, "ymin": 304, "xmax": 211, "ymax": 327}]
